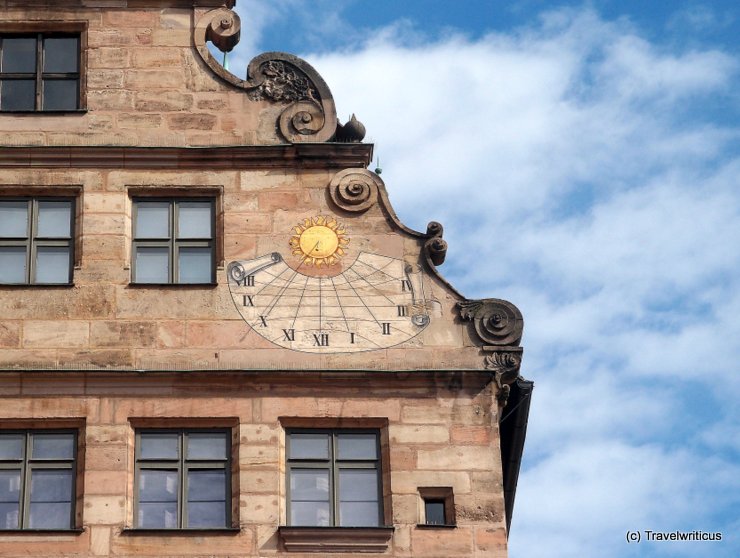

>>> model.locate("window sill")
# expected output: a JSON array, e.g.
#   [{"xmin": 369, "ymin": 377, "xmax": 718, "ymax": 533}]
[
  {"xmin": 416, "ymin": 523, "xmax": 457, "ymax": 529},
  {"xmin": 128, "ymin": 282, "xmax": 218, "ymax": 288},
  {"xmin": 0, "ymin": 528, "xmax": 84, "ymax": 535},
  {"xmin": 0, "ymin": 283, "xmax": 74, "ymax": 288},
  {"xmin": 278, "ymin": 526, "xmax": 394, "ymax": 553},
  {"xmin": 0, "ymin": 110, "xmax": 87, "ymax": 115},
  {"xmin": 121, "ymin": 528, "xmax": 240, "ymax": 535}
]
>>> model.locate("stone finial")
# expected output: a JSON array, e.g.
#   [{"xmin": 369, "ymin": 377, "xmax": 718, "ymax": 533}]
[{"xmin": 335, "ymin": 114, "xmax": 367, "ymax": 143}]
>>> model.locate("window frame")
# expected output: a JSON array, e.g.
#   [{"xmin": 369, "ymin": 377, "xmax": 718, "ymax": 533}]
[
  {"xmin": 0, "ymin": 429, "xmax": 78, "ymax": 531},
  {"xmin": 0, "ymin": 196, "xmax": 75, "ymax": 285},
  {"xmin": 133, "ymin": 428, "xmax": 231, "ymax": 530},
  {"xmin": 131, "ymin": 198, "xmax": 216, "ymax": 285},
  {"xmin": 286, "ymin": 429, "xmax": 383, "ymax": 528},
  {"xmin": 0, "ymin": 31, "xmax": 82, "ymax": 112}
]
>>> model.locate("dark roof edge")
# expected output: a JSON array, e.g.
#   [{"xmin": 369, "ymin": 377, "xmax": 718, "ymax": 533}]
[{"xmin": 500, "ymin": 375, "xmax": 534, "ymax": 535}]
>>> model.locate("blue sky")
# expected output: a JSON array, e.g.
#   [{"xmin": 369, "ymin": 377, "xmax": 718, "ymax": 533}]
[{"xmin": 226, "ymin": 1, "xmax": 740, "ymax": 556}]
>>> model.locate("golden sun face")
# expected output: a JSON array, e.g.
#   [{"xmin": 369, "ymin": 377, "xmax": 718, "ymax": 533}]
[{"xmin": 290, "ymin": 216, "xmax": 350, "ymax": 267}]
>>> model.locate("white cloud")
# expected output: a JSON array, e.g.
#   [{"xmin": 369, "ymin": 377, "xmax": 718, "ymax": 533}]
[{"xmin": 227, "ymin": 3, "xmax": 740, "ymax": 556}]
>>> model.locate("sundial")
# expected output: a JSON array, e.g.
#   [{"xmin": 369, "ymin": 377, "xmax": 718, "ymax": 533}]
[{"xmin": 227, "ymin": 215, "xmax": 431, "ymax": 353}]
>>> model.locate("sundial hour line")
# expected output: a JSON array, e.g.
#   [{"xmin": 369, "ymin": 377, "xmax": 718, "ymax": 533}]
[{"xmin": 262, "ymin": 241, "xmax": 318, "ymax": 318}]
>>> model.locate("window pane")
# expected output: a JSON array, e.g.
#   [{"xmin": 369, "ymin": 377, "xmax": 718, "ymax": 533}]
[
  {"xmin": 35, "ymin": 246, "xmax": 71, "ymax": 284},
  {"xmin": 337, "ymin": 433, "xmax": 377, "ymax": 460},
  {"xmin": 42, "ymin": 79, "xmax": 78, "ymax": 111},
  {"xmin": 135, "ymin": 202, "xmax": 170, "ymax": 238},
  {"xmin": 0, "ymin": 247, "xmax": 27, "ymax": 283},
  {"xmin": 177, "ymin": 247, "xmax": 212, "ymax": 284},
  {"xmin": 31, "ymin": 433, "xmax": 75, "ymax": 460},
  {"xmin": 0, "ymin": 79, "xmax": 35, "ymax": 111},
  {"xmin": 339, "ymin": 470, "xmax": 379, "ymax": 526},
  {"xmin": 187, "ymin": 432, "xmax": 227, "ymax": 460},
  {"xmin": 0, "ymin": 201, "xmax": 28, "ymax": 237},
  {"xmin": 138, "ymin": 502, "xmax": 177, "ymax": 529},
  {"xmin": 139, "ymin": 469, "xmax": 178, "ymax": 502},
  {"xmin": 177, "ymin": 202, "xmax": 212, "ymax": 239},
  {"xmin": 28, "ymin": 501, "xmax": 72, "ymax": 529},
  {"xmin": 187, "ymin": 469, "xmax": 225, "ymax": 501},
  {"xmin": 28, "ymin": 469, "xmax": 73, "ymax": 529},
  {"xmin": 30, "ymin": 469, "xmax": 73, "ymax": 503},
  {"xmin": 0, "ymin": 470, "xmax": 21, "ymax": 503},
  {"xmin": 188, "ymin": 501, "xmax": 226, "ymax": 528},
  {"xmin": 0, "ymin": 434, "xmax": 24, "ymax": 459},
  {"xmin": 0, "ymin": 503, "xmax": 20, "ymax": 530},
  {"xmin": 187, "ymin": 469, "xmax": 226, "ymax": 528},
  {"xmin": 43, "ymin": 37, "xmax": 78, "ymax": 73},
  {"xmin": 290, "ymin": 469, "xmax": 329, "ymax": 502},
  {"xmin": 425, "ymin": 500, "xmax": 446, "ymax": 525},
  {"xmin": 139, "ymin": 432, "xmax": 178, "ymax": 460},
  {"xmin": 339, "ymin": 501, "xmax": 380, "ymax": 527},
  {"xmin": 339, "ymin": 469, "xmax": 378, "ymax": 501},
  {"xmin": 36, "ymin": 200, "xmax": 72, "ymax": 237},
  {"xmin": 134, "ymin": 247, "xmax": 169, "ymax": 283},
  {"xmin": 1, "ymin": 37, "xmax": 36, "ymax": 73},
  {"xmin": 289, "ymin": 433, "xmax": 329, "ymax": 460},
  {"xmin": 290, "ymin": 501, "xmax": 330, "ymax": 527},
  {"xmin": 138, "ymin": 469, "xmax": 178, "ymax": 528}
]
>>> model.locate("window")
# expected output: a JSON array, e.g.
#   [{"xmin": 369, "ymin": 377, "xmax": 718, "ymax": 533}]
[
  {"xmin": 0, "ymin": 430, "xmax": 77, "ymax": 530},
  {"xmin": 132, "ymin": 199, "xmax": 215, "ymax": 284},
  {"xmin": 0, "ymin": 198, "xmax": 74, "ymax": 285},
  {"xmin": 419, "ymin": 487, "xmax": 455, "ymax": 527},
  {"xmin": 287, "ymin": 430, "xmax": 382, "ymax": 527},
  {"xmin": 134, "ymin": 430, "xmax": 230, "ymax": 529},
  {"xmin": 0, "ymin": 33, "xmax": 80, "ymax": 111}
]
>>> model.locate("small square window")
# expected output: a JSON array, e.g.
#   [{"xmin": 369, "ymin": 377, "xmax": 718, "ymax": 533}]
[
  {"xmin": 134, "ymin": 429, "xmax": 230, "ymax": 529},
  {"xmin": 0, "ymin": 33, "xmax": 80, "ymax": 112},
  {"xmin": 419, "ymin": 487, "xmax": 455, "ymax": 527},
  {"xmin": 131, "ymin": 199, "xmax": 215, "ymax": 284},
  {"xmin": 0, "ymin": 197, "xmax": 75, "ymax": 285},
  {"xmin": 0, "ymin": 430, "xmax": 78, "ymax": 530},
  {"xmin": 286, "ymin": 430, "xmax": 383, "ymax": 527}
]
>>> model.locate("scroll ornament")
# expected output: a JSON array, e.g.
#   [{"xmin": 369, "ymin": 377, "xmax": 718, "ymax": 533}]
[
  {"xmin": 194, "ymin": 8, "xmax": 338, "ymax": 144},
  {"xmin": 424, "ymin": 221, "xmax": 447, "ymax": 266},
  {"xmin": 329, "ymin": 168, "xmax": 381, "ymax": 213},
  {"xmin": 484, "ymin": 350, "xmax": 522, "ymax": 405},
  {"xmin": 457, "ymin": 298, "xmax": 523, "ymax": 347}
]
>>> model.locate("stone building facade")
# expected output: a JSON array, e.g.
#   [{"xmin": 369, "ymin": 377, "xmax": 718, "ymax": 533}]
[{"xmin": 0, "ymin": 1, "xmax": 532, "ymax": 556}]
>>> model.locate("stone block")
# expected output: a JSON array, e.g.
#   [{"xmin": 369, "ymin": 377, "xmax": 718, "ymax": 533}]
[
  {"xmin": 390, "ymin": 424, "xmax": 450, "ymax": 444},
  {"xmin": 0, "ymin": 321, "xmax": 20, "ymax": 348},
  {"xmin": 125, "ymin": 69, "xmax": 185, "ymax": 89},
  {"xmin": 85, "ymin": 444, "xmax": 127, "ymax": 471},
  {"xmin": 417, "ymin": 447, "xmax": 496, "ymax": 471},
  {"xmin": 475, "ymin": 526, "xmax": 508, "ymax": 553},
  {"xmin": 166, "ymin": 113, "xmax": 218, "ymax": 131},
  {"xmin": 87, "ymin": 69, "xmax": 125, "ymax": 90},
  {"xmin": 90, "ymin": 321, "xmax": 158, "ymax": 348},
  {"xmin": 450, "ymin": 425, "xmax": 491, "ymax": 445},
  {"xmin": 186, "ymin": 320, "xmax": 250, "ymax": 348},
  {"xmin": 83, "ymin": 495, "xmax": 126, "ymax": 525},
  {"xmin": 132, "ymin": 47, "xmax": 182, "ymax": 68},
  {"xmin": 89, "ymin": 526, "xmax": 111, "ymax": 556},
  {"xmin": 134, "ymin": 91, "xmax": 193, "ymax": 111},
  {"xmin": 411, "ymin": 526, "xmax": 474, "ymax": 557},
  {"xmin": 87, "ymin": 89, "xmax": 135, "ymax": 111},
  {"xmin": 23, "ymin": 321, "xmax": 89, "ymax": 348},
  {"xmin": 85, "ymin": 470, "xmax": 128, "ymax": 496},
  {"xmin": 117, "ymin": 112, "xmax": 163, "ymax": 129}
]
